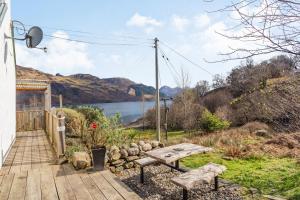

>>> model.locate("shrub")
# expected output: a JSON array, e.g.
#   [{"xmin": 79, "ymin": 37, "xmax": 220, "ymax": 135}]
[
  {"xmin": 199, "ymin": 109, "xmax": 231, "ymax": 132},
  {"xmin": 75, "ymin": 106, "xmax": 105, "ymax": 125},
  {"xmin": 61, "ymin": 108, "xmax": 86, "ymax": 137}
]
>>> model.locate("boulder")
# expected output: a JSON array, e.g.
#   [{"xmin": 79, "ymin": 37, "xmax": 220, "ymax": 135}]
[
  {"xmin": 115, "ymin": 166, "xmax": 124, "ymax": 173},
  {"xmin": 108, "ymin": 151, "xmax": 121, "ymax": 162},
  {"xmin": 138, "ymin": 141, "xmax": 145, "ymax": 146},
  {"xmin": 111, "ymin": 159, "xmax": 125, "ymax": 167},
  {"xmin": 142, "ymin": 143, "xmax": 152, "ymax": 151},
  {"xmin": 71, "ymin": 152, "xmax": 91, "ymax": 170},
  {"xmin": 151, "ymin": 140, "xmax": 159, "ymax": 148},
  {"xmin": 109, "ymin": 166, "xmax": 116, "ymax": 173},
  {"xmin": 120, "ymin": 149, "xmax": 128, "ymax": 158},
  {"xmin": 130, "ymin": 143, "xmax": 138, "ymax": 148},
  {"xmin": 124, "ymin": 162, "xmax": 134, "ymax": 169},
  {"xmin": 110, "ymin": 145, "xmax": 120, "ymax": 153},
  {"xmin": 126, "ymin": 155, "xmax": 139, "ymax": 162},
  {"xmin": 127, "ymin": 147, "xmax": 139, "ymax": 156}
]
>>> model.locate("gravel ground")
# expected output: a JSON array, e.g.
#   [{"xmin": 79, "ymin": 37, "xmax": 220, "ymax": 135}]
[{"xmin": 117, "ymin": 164, "xmax": 244, "ymax": 200}]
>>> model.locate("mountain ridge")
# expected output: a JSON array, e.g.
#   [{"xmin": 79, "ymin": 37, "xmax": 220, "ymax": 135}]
[{"xmin": 16, "ymin": 65, "xmax": 180, "ymax": 105}]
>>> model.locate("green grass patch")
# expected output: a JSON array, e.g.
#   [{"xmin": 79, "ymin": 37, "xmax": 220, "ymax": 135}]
[
  {"xmin": 129, "ymin": 129, "xmax": 186, "ymax": 143},
  {"xmin": 181, "ymin": 153, "xmax": 300, "ymax": 200}
]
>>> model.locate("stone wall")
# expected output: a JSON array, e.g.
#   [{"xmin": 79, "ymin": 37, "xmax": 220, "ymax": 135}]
[{"xmin": 106, "ymin": 140, "xmax": 161, "ymax": 173}]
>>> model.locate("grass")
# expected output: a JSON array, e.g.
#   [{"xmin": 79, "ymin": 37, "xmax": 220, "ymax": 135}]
[
  {"xmin": 181, "ymin": 152, "xmax": 300, "ymax": 200},
  {"xmin": 129, "ymin": 129, "xmax": 187, "ymax": 144}
]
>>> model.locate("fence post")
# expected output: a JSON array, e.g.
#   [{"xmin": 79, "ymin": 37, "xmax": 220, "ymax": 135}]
[{"xmin": 57, "ymin": 111, "xmax": 66, "ymax": 157}]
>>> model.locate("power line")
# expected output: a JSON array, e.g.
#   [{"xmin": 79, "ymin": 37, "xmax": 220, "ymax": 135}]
[
  {"xmin": 43, "ymin": 34, "xmax": 153, "ymax": 47},
  {"xmin": 160, "ymin": 41, "xmax": 214, "ymax": 76},
  {"xmin": 23, "ymin": 23, "xmax": 152, "ymax": 41}
]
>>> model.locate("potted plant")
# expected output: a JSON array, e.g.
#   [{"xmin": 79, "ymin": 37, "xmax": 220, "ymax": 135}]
[{"xmin": 89, "ymin": 122, "xmax": 107, "ymax": 171}]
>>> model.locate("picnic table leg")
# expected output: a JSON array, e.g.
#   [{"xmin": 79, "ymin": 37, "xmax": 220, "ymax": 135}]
[
  {"xmin": 183, "ymin": 188, "xmax": 188, "ymax": 200},
  {"xmin": 140, "ymin": 166, "xmax": 144, "ymax": 184},
  {"xmin": 171, "ymin": 162, "xmax": 174, "ymax": 172},
  {"xmin": 214, "ymin": 176, "xmax": 219, "ymax": 191},
  {"xmin": 175, "ymin": 160, "xmax": 179, "ymax": 169}
]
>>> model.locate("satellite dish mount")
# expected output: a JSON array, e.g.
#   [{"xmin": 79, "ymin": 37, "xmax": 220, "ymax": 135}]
[{"xmin": 7, "ymin": 20, "xmax": 47, "ymax": 52}]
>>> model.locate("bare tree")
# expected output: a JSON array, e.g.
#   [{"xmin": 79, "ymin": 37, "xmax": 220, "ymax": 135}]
[
  {"xmin": 195, "ymin": 80, "xmax": 210, "ymax": 97},
  {"xmin": 213, "ymin": 0, "xmax": 300, "ymax": 61},
  {"xmin": 212, "ymin": 74, "xmax": 226, "ymax": 89}
]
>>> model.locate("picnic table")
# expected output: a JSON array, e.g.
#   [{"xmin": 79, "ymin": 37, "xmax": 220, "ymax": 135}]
[{"xmin": 145, "ymin": 143, "xmax": 213, "ymax": 172}]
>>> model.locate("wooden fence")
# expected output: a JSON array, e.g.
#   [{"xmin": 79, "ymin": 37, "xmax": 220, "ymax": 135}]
[
  {"xmin": 16, "ymin": 110, "xmax": 44, "ymax": 132},
  {"xmin": 45, "ymin": 109, "xmax": 66, "ymax": 158}
]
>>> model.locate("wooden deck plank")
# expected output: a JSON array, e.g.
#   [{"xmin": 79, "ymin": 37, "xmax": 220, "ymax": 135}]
[
  {"xmin": 25, "ymin": 169, "xmax": 41, "ymax": 200},
  {"xmin": 21, "ymin": 132, "xmax": 32, "ymax": 172},
  {"xmin": 51, "ymin": 165, "xmax": 76, "ymax": 200},
  {"xmin": 79, "ymin": 173, "xmax": 107, "ymax": 200},
  {"xmin": 0, "ymin": 174, "xmax": 15, "ymax": 200},
  {"xmin": 8, "ymin": 171, "xmax": 28, "ymax": 200},
  {"xmin": 62, "ymin": 164, "xmax": 94, "ymax": 200},
  {"xmin": 101, "ymin": 170, "xmax": 142, "ymax": 200},
  {"xmin": 90, "ymin": 171, "xmax": 124, "ymax": 200},
  {"xmin": 40, "ymin": 167, "xmax": 59, "ymax": 200}
]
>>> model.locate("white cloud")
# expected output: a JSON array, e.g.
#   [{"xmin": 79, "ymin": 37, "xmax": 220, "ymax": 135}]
[
  {"xmin": 194, "ymin": 14, "xmax": 210, "ymax": 29},
  {"xmin": 15, "ymin": 31, "xmax": 94, "ymax": 75},
  {"xmin": 171, "ymin": 15, "xmax": 190, "ymax": 32},
  {"xmin": 126, "ymin": 13, "xmax": 162, "ymax": 28}
]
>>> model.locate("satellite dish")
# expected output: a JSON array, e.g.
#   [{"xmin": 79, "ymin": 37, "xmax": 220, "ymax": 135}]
[{"xmin": 26, "ymin": 26, "xmax": 43, "ymax": 48}]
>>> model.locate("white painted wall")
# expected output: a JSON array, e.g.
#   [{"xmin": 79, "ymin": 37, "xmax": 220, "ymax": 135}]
[{"xmin": 0, "ymin": 0, "xmax": 16, "ymax": 168}]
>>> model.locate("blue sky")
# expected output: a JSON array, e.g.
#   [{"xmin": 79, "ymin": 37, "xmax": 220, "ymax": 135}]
[{"xmin": 12, "ymin": 0, "xmax": 263, "ymax": 87}]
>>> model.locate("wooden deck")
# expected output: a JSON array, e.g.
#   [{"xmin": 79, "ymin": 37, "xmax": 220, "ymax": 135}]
[{"xmin": 0, "ymin": 130, "xmax": 141, "ymax": 200}]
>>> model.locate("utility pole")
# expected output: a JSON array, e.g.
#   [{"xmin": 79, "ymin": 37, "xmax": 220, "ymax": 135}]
[{"xmin": 154, "ymin": 37, "xmax": 160, "ymax": 142}]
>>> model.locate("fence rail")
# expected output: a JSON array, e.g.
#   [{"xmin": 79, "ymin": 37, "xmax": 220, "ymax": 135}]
[
  {"xmin": 16, "ymin": 110, "xmax": 44, "ymax": 131},
  {"xmin": 45, "ymin": 110, "xmax": 66, "ymax": 158}
]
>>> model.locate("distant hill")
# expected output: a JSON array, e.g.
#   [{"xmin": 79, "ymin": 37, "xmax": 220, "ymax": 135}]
[
  {"xmin": 160, "ymin": 86, "xmax": 182, "ymax": 97},
  {"xmin": 16, "ymin": 65, "xmax": 170, "ymax": 105}
]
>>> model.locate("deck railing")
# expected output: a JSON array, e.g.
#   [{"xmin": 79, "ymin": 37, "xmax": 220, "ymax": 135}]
[{"xmin": 45, "ymin": 109, "xmax": 66, "ymax": 158}]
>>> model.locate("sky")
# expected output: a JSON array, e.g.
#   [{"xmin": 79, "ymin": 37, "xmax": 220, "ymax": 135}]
[{"xmin": 12, "ymin": 0, "xmax": 270, "ymax": 87}]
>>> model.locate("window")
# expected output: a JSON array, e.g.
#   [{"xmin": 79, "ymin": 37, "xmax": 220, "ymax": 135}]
[{"xmin": 0, "ymin": 0, "xmax": 7, "ymax": 26}]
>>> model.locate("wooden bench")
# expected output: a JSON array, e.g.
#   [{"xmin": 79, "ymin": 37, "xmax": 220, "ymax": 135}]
[
  {"xmin": 171, "ymin": 163, "xmax": 226, "ymax": 200},
  {"xmin": 134, "ymin": 157, "xmax": 158, "ymax": 183}
]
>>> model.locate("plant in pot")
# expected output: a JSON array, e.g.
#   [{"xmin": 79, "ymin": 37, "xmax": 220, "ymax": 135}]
[{"xmin": 88, "ymin": 121, "xmax": 108, "ymax": 171}]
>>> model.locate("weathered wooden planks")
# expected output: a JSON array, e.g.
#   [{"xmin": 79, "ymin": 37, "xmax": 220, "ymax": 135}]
[
  {"xmin": 146, "ymin": 143, "xmax": 213, "ymax": 164},
  {"xmin": 134, "ymin": 157, "xmax": 158, "ymax": 166},
  {"xmin": 0, "ymin": 131, "xmax": 141, "ymax": 200},
  {"xmin": 171, "ymin": 163, "xmax": 227, "ymax": 190}
]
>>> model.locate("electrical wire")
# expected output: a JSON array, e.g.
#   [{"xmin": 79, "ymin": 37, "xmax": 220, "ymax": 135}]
[
  {"xmin": 160, "ymin": 41, "xmax": 214, "ymax": 76},
  {"xmin": 43, "ymin": 34, "xmax": 153, "ymax": 47}
]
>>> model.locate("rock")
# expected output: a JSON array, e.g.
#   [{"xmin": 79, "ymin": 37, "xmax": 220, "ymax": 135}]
[
  {"xmin": 109, "ymin": 166, "xmax": 116, "ymax": 173},
  {"xmin": 126, "ymin": 155, "xmax": 139, "ymax": 162},
  {"xmin": 110, "ymin": 145, "xmax": 120, "ymax": 153},
  {"xmin": 222, "ymin": 156, "xmax": 234, "ymax": 160},
  {"xmin": 124, "ymin": 162, "xmax": 134, "ymax": 169},
  {"xmin": 249, "ymin": 187, "xmax": 260, "ymax": 195},
  {"xmin": 71, "ymin": 152, "xmax": 91, "ymax": 170},
  {"xmin": 111, "ymin": 159, "xmax": 125, "ymax": 167},
  {"xmin": 127, "ymin": 147, "xmax": 139, "ymax": 156},
  {"xmin": 121, "ymin": 144, "xmax": 128, "ymax": 149},
  {"xmin": 142, "ymin": 143, "xmax": 152, "ymax": 151},
  {"xmin": 151, "ymin": 140, "xmax": 159, "ymax": 148},
  {"xmin": 263, "ymin": 195, "xmax": 287, "ymax": 200},
  {"xmin": 255, "ymin": 129, "xmax": 270, "ymax": 138},
  {"xmin": 108, "ymin": 151, "xmax": 121, "ymax": 162},
  {"xmin": 130, "ymin": 143, "xmax": 138, "ymax": 148},
  {"xmin": 120, "ymin": 149, "xmax": 128, "ymax": 158},
  {"xmin": 115, "ymin": 166, "xmax": 124, "ymax": 173},
  {"xmin": 138, "ymin": 141, "xmax": 145, "ymax": 146},
  {"xmin": 159, "ymin": 143, "xmax": 165, "ymax": 148}
]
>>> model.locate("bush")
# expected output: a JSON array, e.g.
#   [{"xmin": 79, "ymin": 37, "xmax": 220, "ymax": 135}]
[
  {"xmin": 200, "ymin": 109, "xmax": 231, "ymax": 132},
  {"xmin": 75, "ymin": 106, "xmax": 105, "ymax": 125},
  {"xmin": 61, "ymin": 108, "xmax": 86, "ymax": 137}
]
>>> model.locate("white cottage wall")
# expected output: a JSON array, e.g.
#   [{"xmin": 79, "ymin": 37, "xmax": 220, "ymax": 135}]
[{"xmin": 0, "ymin": 0, "xmax": 16, "ymax": 168}]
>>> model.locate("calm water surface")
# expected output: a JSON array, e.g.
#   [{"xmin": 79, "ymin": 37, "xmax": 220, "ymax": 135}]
[{"xmin": 92, "ymin": 101, "xmax": 170, "ymax": 124}]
